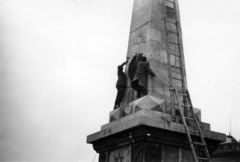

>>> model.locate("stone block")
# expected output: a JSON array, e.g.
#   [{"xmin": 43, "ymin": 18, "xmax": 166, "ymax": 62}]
[
  {"xmin": 103, "ymin": 109, "xmax": 170, "ymax": 130},
  {"xmin": 130, "ymin": 32, "xmax": 147, "ymax": 46},
  {"xmin": 151, "ymin": 0, "xmax": 163, "ymax": 19},
  {"xmin": 172, "ymin": 71, "xmax": 182, "ymax": 80},
  {"xmin": 182, "ymin": 148, "xmax": 195, "ymax": 161},
  {"xmin": 131, "ymin": 95, "xmax": 166, "ymax": 113},
  {"xmin": 132, "ymin": 0, "xmax": 151, "ymax": 13},
  {"xmin": 166, "ymin": 1, "xmax": 174, "ymax": 9},
  {"xmin": 122, "ymin": 104, "xmax": 133, "ymax": 117},
  {"xmin": 171, "ymin": 66, "xmax": 181, "ymax": 74},
  {"xmin": 170, "ymin": 55, "xmax": 176, "ymax": 66},
  {"xmin": 168, "ymin": 32, "xmax": 178, "ymax": 43},
  {"xmin": 148, "ymin": 39, "xmax": 166, "ymax": 51},
  {"xmin": 109, "ymin": 108, "xmax": 121, "ymax": 122},
  {"xmin": 89, "ymin": 109, "xmax": 225, "ymax": 145},
  {"xmin": 151, "ymin": 49, "xmax": 168, "ymax": 64},
  {"xmin": 128, "ymin": 37, "xmax": 148, "ymax": 55},
  {"xmin": 193, "ymin": 108, "xmax": 201, "ymax": 121},
  {"xmin": 169, "ymin": 43, "xmax": 180, "ymax": 55},
  {"xmin": 130, "ymin": 22, "xmax": 149, "ymax": 39},
  {"xmin": 109, "ymin": 145, "xmax": 131, "ymax": 162},
  {"xmin": 164, "ymin": 146, "xmax": 178, "ymax": 161},
  {"xmin": 200, "ymin": 122, "xmax": 210, "ymax": 131},
  {"xmin": 146, "ymin": 29, "xmax": 161, "ymax": 42},
  {"xmin": 131, "ymin": 1, "xmax": 151, "ymax": 31},
  {"xmin": 150, "ymin": 15, "xmax": 164, "ymax": 31},
  {"xmin": 170, "ymin": 55, "xmax": 180, "ymax": 67},
  {"xmin": 166, "ymin": 21, "xmax": 177, "ymax": 32},
  {"xmin": 172, "ymin": 78, "xmax": 182, "ymax": 89}
]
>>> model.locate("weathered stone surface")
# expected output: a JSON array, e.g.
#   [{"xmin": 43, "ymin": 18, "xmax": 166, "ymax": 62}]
[
  {"xmin": 146, "ymin": 29, "xmax": 161, "ymax": 42},
  {"xmin": 132, "ymin": 95, "xmax": 166, "ymax": 112},
  {"xmin": 162, "ymin": 145, "xmax": 194, "ymax": 161},
  {"xmin": 154, "ymin": 50, "xmax": 168, "ymax": 64},
  {"xmin": 108, "ymin": 145, "xmax": 131, "ymax": 162},
  {"xmin": 110, "ymin": 95, "xmax": 170, "ymax": 121},
  {"xmin": 130, "ymin": 1, "xmax": 151, "ymax": 32},
  {"xmin": 87, "ymin": 0, "xmax": 226, "ymax": 161},
  {"xmin": 87, "ymin": 109, "xmax": 225, "ymax": 144},
  {"xmin": 166, "ymin": 1, "xmax": 174, "ymax": 8},
  {"xmin": 192, "ymin": 107, "xmax": 201, "ymax": 121},
  {"xmin": 103, "ymin": 109, "xmax": 172, "ymax": 130},
  {"xmin": 109, "ymin": 108, "xmax": 121, "ymax": 122},
  {"xmin": 121, "ymin": 0, "xmax": 187, "ymax": 107},
  {"xmin": 109, "ymin": 95, "xmax": 202, "ymax": 123},
  {"xmin": 90, "ymin": 123, "xmax": 224, "ymax": 162}
]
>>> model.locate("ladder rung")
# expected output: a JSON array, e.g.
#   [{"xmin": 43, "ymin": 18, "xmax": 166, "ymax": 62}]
[
  {"xmin": 176, "ymin": 90, "xmax": 186, "ymax": 93},
  {"xmin": 181, "ymin": 105, "xmax": 191, "ymax": 108},
  {"xmin": 197, "ymin": 157, "xmax": 209, "ymax": 161},
  {"xmin": 192, "ymin": 142, "xmax": 206, "ymax": 146},
  {"xmin": 173, "ymin": 88, "xmax": 211, "ymax": 162},
  {"xmin": 165, "ymin": 19, "xmax": 177, "ymax": 24},
  {"xmin": 169, "ymin": 42, "xmax": 180, "ymax": 45},
  {"xmin": 167, "ymin": 30, "xmax": 178, "ymax": 35},
  {"xmin": 165, "ymin": 0, "xmax": 174, "ymax": 4},
  {"xmin": 184, "ymin": 117, "xmax": 194, "ymax": 120},
  {"xmin": 171, "ymin": 65, "xmax": 182, "ymax": 69},
  {"xmin": 169, "ymin": 53, "xmax": 179, "ymax": 57},
  {"xmin": 173, "ymin": 103, "xmax": 191, "ymax": 109},
  {"xmin": 189, "ymin": 129, "xmax": 199, "ymax": 133},
  {"xmin": 173, "ymin": 115, "xmax": 194, "ymax": 122},
  {"xmin": 172, "ymin": 77, "xmax": 182, "ymax": 81},
  {"xmin": 166, "ymin": 9, "xmax": 176, "ymax": 13},
  {"xmin": 177, "ymin": 92, "xmax": 186, "ymax": 96}
]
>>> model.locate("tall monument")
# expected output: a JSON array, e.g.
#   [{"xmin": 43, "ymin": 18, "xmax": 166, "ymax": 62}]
[
  {"xmin": 122, "ymin": 0, "xmax": 187, "ymax": 111},
  {"xmin": 87, "ymin": 0, "xmax": 225, "ymax": 161}
]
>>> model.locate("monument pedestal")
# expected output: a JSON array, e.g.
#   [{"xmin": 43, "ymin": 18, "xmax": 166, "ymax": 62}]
[
  {"xmin": 87, "ymin": 0, "xmax": 226, "ymax": 160},
  {"xmin": 87, "ymin": 107, "xmax": 225, "ymax": 162}
]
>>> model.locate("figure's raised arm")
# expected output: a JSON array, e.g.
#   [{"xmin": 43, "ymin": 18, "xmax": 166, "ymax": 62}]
[{"xmin": 146, "ymin": 63, "xmax": 156, "ymax": 77}]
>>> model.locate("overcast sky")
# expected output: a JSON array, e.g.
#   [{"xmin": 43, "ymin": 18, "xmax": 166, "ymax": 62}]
[{"xmin": 1, "ymin": 0, "xmax": 240, "ymax": 161}]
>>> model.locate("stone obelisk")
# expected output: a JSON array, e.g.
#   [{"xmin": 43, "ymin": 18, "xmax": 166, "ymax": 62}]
[
  {"xmin": 123, "ymin": 0, "xmax": 186, "ymax": 104},
  {"xmin": 87, "ymin": 0, "xmax": 225, "ymax": 161}
]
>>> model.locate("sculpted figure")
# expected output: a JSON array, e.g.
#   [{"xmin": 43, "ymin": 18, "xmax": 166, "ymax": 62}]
[
  {"xmin": 114, "ymin": 59, "xmax": 128, "ymax": 109},
  {"xmin": 133, "ymin": 56, "xmax": 156, "ymax": 98}
]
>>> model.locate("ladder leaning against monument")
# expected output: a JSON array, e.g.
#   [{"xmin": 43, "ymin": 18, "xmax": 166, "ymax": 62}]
[
  {"xmin": 173, "ymin": 88, "xmax": 212, "ymax": 162},
  {"xmin": 162, "ymin": 0, "xmax": 187, "ymax": 116},
  {"xmin": 162, "ymin": 1, "xmax": 212, "ymax": 161}
]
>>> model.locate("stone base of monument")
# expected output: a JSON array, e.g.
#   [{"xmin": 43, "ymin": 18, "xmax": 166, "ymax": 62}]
[
  {"xmin": 87, "ymin": 95, "xmax": 225, "ymax": 162},
  {"xmin": 109, "ymin": 95, "xmax": 201, "ymax": 123}
]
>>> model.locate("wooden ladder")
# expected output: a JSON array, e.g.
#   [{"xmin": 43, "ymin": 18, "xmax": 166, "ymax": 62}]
[
  {"xmin": 162, "ymin": 0, "xmax": 187, "ymax": 116},
  {"xmin": 173, "ymin": 88, "xmax": 212, "ymax": 162}
]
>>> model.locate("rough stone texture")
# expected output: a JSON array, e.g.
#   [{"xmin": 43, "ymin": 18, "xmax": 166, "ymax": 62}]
[
  {"xmin": 109, "ymin": 108, "xmax": 121, "ymax": 122},
  {"xmin": 109, "ymin": 95, "xmax": 201, "ymax": 123},
  {"xmin": 121, "ymin": 0, "xmax": 187, "ymax": 109},
  {"xmin": 162, "ymin": 145, "xmax": 195, "ymax": 161},
  {"xmin": 87, "ymin": 110, "xmax": 225, "ymax": 144},
  {"xmin": 108, "ymin": 145, "xmax": 131, "ymax": 162},
  {"xmin": 87, "ymin": 0, "xmax": 226, "ymax": 161},
  {"xmin": 87, "ymin": 114, "xmax": 225, "ymax": 162}
]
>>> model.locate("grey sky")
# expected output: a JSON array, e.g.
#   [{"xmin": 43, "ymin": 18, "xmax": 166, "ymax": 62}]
[{"xmin": 0, "ymin": 0, "xmax": 240, "ymax": 161}]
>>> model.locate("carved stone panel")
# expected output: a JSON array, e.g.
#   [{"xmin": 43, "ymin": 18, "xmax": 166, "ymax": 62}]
[
  {"xmin": 132, "ymin": 142, "xmax": 144, "ymax": 162},
  {"xmin": 145, "ymin": 142, "xmax": 161, "ymax": 162},
  {"xmin": 99, "ymin": 151, "xmax": 107, "ymax": 162},
  {"xmin": 163, "ymin": 145, "xmax": 179, "ymax": 162},
  {"xmin": 108, "ymin": 145, "xmax": 131, "ymax": 162}
]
